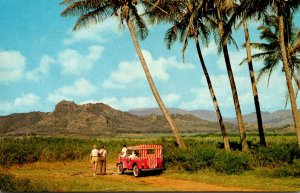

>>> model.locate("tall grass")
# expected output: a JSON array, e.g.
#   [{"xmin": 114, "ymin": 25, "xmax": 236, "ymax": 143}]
[{"xmin": 1, "ymin": 135, "xmax": 299, "ymax": 176}]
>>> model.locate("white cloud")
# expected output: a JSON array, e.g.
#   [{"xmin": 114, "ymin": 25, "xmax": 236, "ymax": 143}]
[
  {"xmin": 26, "ymin": 55, "xmax": 56, "ymax": 81},
  {"xmin": 64, "ymin": 18, "xmax": 120, "ymax": 45},
  {"xmin": 0, "ymin": 51, "xmax": 26, "ymax": 82},
  {"xmin": 58, "ymin": 45, "xmax": 104, "ymax": 75},
  {"xmin": 103, "ymin": 50, "xmax": 195, "ymax": 89},
  {"xmin": 202, "ymin": 42, "xmax": 218, "ymax": 57},
  {"xmin": 104, "ymin": 96, "xmax": 155, "ymax": 110},
  {"xmin": 96, "ymin": 93, "xmax": 180, "ymax": 111},
  {"xmin": 47, "ymin": 78, "xmax": 98, "ymax": 103},
  {"xmin": 163, "ymin": 93, "xmax": 181, "ymax": 105},
  {"xmin": 0, "ymin": 93, "xmax": 40, "ymax": 114}
]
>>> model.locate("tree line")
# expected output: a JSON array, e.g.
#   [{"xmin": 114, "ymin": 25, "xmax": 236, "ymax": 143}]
[{"xmin": 60, "ymin": 0, "xmax": 300, "ymax": 150}]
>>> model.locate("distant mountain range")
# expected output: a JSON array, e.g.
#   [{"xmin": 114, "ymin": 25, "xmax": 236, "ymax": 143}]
[
  {"xmin": 0, "ymin": 100, "xmax": 296, "ymax": 137},
  {"xmin": 128, "ymin": 108, "xmax": 298, "ymax": 127}
]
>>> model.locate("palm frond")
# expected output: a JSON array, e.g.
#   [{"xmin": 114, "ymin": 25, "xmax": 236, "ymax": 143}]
[
  {"xmin": 250, "ymin": 42, "xmax": 275, "ymax": 52},
  {"xmin": 164, "ymin": 25, "xmax": 178, "ymax": 49},
  {"xmin": 72, "ymin": 5, "xmax": 112, "ymax": 30},
  {"xmin": 181, "ymin": 36, "xmax": 189, "ymax": 63},
  {"xmin": 129, "ymin": 4, "xmax": 149, "ymax": 40},
  {"xmin": 251, "ymin": 51, "xmax": 275, "ymax": 61},
  {"xmin": 61, "ymin": 0, "xmax": 105, "ymax": 17},
  {"xmin": 238, "ymin": 57, "xmax": 248, "ymax": 66},
  {"xmin": 60, "ymin": 0, "xmax": 81, "ymax": 6}
]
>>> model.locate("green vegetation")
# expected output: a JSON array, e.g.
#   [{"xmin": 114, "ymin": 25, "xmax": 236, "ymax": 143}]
[
  {"xmin": 0, "ymin": 172, "xmax": 47, "ymax": 192},
  {"xmin": 0, "ymin": 135, "xmax": 299, "ymax": 191}
]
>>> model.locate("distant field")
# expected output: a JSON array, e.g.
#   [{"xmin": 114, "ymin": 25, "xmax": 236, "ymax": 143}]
[{"xmin": 0, "ymin": 134, "xmax": 299, "ymax": 191}]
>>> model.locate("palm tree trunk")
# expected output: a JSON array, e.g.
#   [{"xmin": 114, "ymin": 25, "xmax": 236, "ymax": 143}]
[
  {"xmin": 242, "ymin": 18, "xmax": 266, "ymax": 146},
  {"xmin": 278, "ymin": 3, "xmax": 300, "ymax": 148},
  {"xmin": 215, "ymin": 4, "xmax": 248, "ymax": 151},
  {"xmin": 194, "ymin": 35, "xmax": 230, "ymax": 151},
  {"xmin": 126, "ymin": 19, "xmax": 186, "ymax": 149}
]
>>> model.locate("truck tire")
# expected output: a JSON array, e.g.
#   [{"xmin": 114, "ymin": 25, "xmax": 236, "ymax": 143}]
[
  {"xmin": 117, "ymin": 163, "xmax": 125, "ymax": 174},
  {"xmin": 133, "ymin": 165, "xmax": 140, "ymax": 177}
]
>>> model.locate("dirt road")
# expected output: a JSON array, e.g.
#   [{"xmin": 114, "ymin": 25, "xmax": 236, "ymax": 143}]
[
  {"xmin": 10, "ymin": 161, "xmax": 260, "ymax": 191},
  {"xmin": 77, "ymin": 164, "xmax": 259, "ymax": 191}
]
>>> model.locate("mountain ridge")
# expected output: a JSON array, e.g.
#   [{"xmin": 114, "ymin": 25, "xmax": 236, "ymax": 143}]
[
  {"xmin": 127, "ymin": 107, "xmax": 298, "ymax": 127},
  {"xmin": 0, "ymin": 100, "xmax": 296, "ymax": 137},
  {"xmin": 0, "ymin": 100, "xmax": 236, "ymax": 137}
]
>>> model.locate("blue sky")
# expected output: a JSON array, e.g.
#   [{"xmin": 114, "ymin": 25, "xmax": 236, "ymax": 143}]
[{"xmin": 0, "ymin": 0, "xmax": 299, "ymax": 118}]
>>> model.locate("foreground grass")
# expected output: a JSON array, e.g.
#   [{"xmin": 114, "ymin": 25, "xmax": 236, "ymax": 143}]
[
  {"xmin": 4, "ymin": 161, "xmax": 168, "ymax": 191},
  {"xmin": 3, "ymin": 160, "xmax": 299, "ymax": 191},
  {"xmin": 168, "ymin": 169, "xmax": 300, "ymax": 191}
]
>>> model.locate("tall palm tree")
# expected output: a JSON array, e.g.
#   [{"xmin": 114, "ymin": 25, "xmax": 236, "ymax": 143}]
[
  {"xmin": 60, "ymin": 0, "xmax": 186, "ymax": 148},
  {"xmin": 204, "ymin": 0, "xmax": 249, "ymax": 151},
  {"xmin": 277, "ymin": 1, "xmax": 300, "ymax": 148},
  {"xmin": 236, "ymin": 0, "xmax": 266, "ymax": 146},
  {"xmin": 240, "ymin": 13, "xmax": 300, "ymax": 113},
  {"xmin": 245, "ymin": 0, "xmax": 300, "ymax": 147},
  {"xmin": 144, "ymin": 0, "xmax": 231, "ymax": 151},
  {"xmin": 242, "ymin": 18, "xmax": 266, "ymax": 146}
]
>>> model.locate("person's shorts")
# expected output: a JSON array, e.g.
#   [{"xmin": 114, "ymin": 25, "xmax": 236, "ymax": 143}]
[{"xmin": 91, "ymin": 157, "xmax": 99, "ymax": 164}]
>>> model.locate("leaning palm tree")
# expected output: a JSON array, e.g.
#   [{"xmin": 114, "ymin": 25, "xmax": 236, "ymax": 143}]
[
  {"xmin": 144, "ymin": 0, "xmax": 231, "ymax": 151},
  {"xmin": 60, "ymin": 0, "xmax": 186, "ymax": 148},
  {"xmin": 245, "ymin": 0, "xmax": 300, "ymax": 148}
]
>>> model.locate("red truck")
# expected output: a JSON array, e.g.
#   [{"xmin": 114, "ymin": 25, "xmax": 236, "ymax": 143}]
[{"xmin": 116, "ymin": 144, "xmax": 163, "ymax": 177}]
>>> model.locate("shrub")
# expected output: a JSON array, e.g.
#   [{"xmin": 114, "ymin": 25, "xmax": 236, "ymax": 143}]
[
  {"xmin": 269, "ymin": 160, "xmax": 300, "ymax": 177},
  {"xmin": 184, "ymin": 147, "xmax": 217, "ymax": 171},
  {"xmin": 213, "ymin": 151, "xmax": 251, "ymax": 174},
  {"xmin": 250, "ymin": 143, "xmax": 300, "ymax": 168},
  {"xmin": 0, "ymin": 172, "xmax": 47, "ymax": 192},
  {"xmin": 0, "ymin": 138, "xmax": 41, "ymax": 165}
]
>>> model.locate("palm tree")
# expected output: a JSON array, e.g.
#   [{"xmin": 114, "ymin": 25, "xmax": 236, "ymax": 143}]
[
  {"xmin": 60, "ymin": 0, "xmax": 186, "ymax": 148},
  {"xmin": 144, "ymin": 0, "xmax": 231, "ymax": 151},
  {"xmin": 203, "ymin": 0, "xmax": 249, "ymax": 151},
  {"xmin": 242, "ymin": 19, "xmax": 266, "ymax": 146},
  {"xmin": 245, "ymin": 0, "xmax": 300, "ymax": 147},
  {"xmin": 237, "ymin": 0, "xmax": 266, "ymax": 146}
]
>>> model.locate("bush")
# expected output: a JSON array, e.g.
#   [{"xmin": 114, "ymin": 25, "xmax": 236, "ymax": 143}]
[
  {"xmin": 0, "ymin": 138, "xmax": 41, "ymax": 165},
  {"xmin": 250, "ymin": 143, "xmax": 300, "ymax": 168},
  {"xmin": 0, "ymin": 172, "xmax": 47, "ymax": 192},
  {"xmin": 213, "ymin": 151, "xmax": 251, "ymax": 174},
  {"xmin": 269, "ymin": 160, "xmax": 300, "ymax": 177},
  {"xmin": 182, "ymin": 147, "xmax": 217, "ymax": 171}
]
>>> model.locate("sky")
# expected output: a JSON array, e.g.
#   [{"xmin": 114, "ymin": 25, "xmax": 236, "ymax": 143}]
[{"xmin": 0, "ymin": 0, "xmax": 299, "ymax": 118}]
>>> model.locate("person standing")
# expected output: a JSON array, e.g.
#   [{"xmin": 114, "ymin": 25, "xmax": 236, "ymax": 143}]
[
  {"xmin": 99, "ymin": 145, "xmax": 107, "ymax": 175},
  {"xmin": 90, "ymin": 144, "xmax": 99, "ymax": 176}
]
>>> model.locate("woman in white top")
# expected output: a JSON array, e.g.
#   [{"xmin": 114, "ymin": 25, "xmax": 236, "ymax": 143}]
[{"xmin": 90, "ymin": 144, "xmax": 99, "ymax": 176}]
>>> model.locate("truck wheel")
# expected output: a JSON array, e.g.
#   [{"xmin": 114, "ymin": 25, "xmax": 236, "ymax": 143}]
[
  {"xmin": 117, "ymin": 163, "xmax": 124, "ymax": 174},
  {"xmin": 133, "ymin": 165, "xmax": 140, "ymax": 177}
]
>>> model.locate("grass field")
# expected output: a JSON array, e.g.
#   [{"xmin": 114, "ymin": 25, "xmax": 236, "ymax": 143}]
[{"xmin": 0, "ymin": 134, "xmax": 299, "ymax": 191}]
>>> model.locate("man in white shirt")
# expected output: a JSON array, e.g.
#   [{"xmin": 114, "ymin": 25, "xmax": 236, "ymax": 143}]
[
  {"xmin": 99, "ymin": 145, "xmax": 107, "ymax": 175},
  {"xmin": 90, "ymin": 144, "xmax": 99, "ymax": 176}
]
